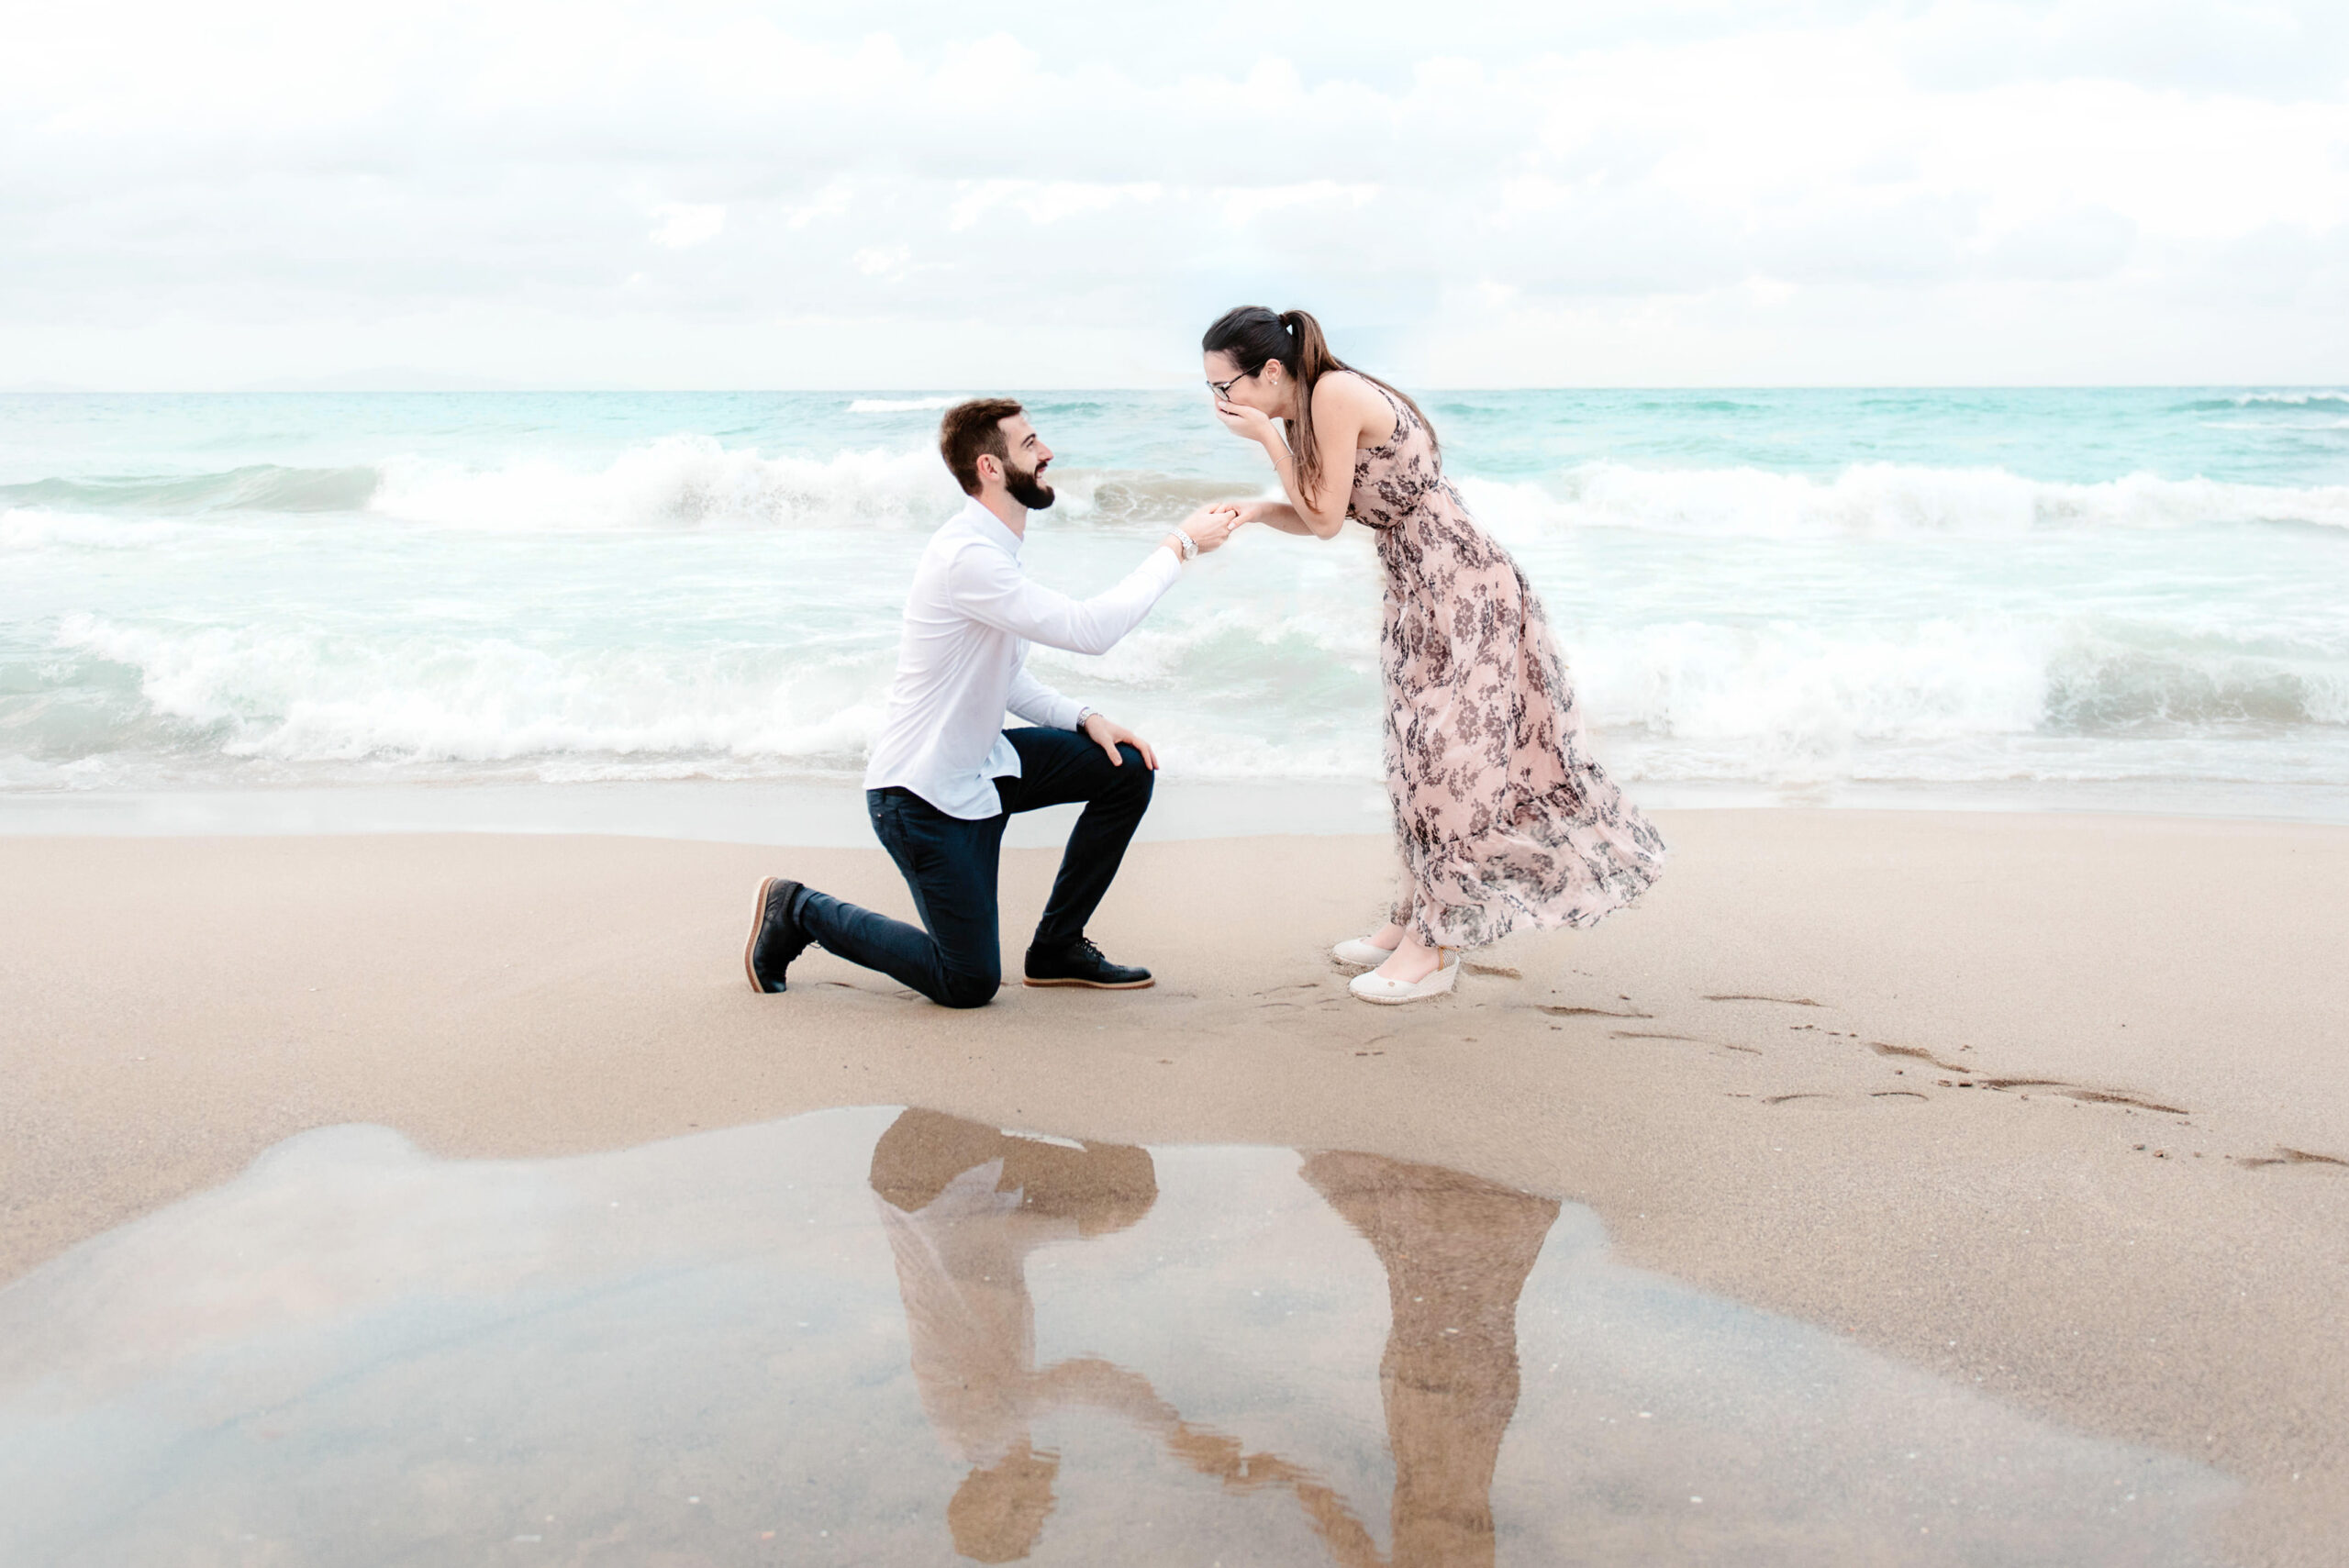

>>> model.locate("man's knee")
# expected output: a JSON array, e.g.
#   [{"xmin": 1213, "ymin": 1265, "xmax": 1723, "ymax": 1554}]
[
  {"xmin": 1110, "ymin": 744, "xmax": 1155, "ymax": 799},
  {"xmin": 937, "ymin": 963, "xmax": 1001, "ymax": 1010}
]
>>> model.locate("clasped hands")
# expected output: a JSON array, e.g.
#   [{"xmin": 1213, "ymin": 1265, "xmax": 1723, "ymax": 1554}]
[{"xmin": 1162, "ymin": 502, "xmax": 1248, "ymax": 561}]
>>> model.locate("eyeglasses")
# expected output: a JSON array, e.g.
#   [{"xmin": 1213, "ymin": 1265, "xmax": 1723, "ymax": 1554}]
[{"xmin": 1206, "ymin": 369, "xmax": 1254, "ymax": 400}]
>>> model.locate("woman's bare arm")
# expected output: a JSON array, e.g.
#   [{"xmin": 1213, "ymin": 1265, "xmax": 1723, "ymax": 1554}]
[
  {"xmin": 1215, "ymin": 373, "xmax": 1390, "ymax": 539},
  {"xmin": 1221, "ymin": 500, "xmax": 1311, "ymax": 534}
]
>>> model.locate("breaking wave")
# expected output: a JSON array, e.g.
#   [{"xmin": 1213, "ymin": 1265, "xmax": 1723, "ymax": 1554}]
[
  {"xmin": 0, "ymin": 465, "xmax": 379, "ymax": 516},
  {"xmin": 10, "ymin": 440, "xmax": 2347, "ymax": 542},
  {"xmin": 15, "ymin": 598, "xmax": 2340, "ymax": 791},
  {"xmin": 368, "ymin": 439, "xmax": 962, "ymax": 531}
]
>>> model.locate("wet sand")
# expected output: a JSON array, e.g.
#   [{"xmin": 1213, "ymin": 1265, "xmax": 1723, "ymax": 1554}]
[{"xmin": 4, "ymin": 811, "xmax": 2346, "ymax": 1564}]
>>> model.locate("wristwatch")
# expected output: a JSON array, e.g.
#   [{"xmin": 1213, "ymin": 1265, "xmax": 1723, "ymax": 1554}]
[
  {"xmin": 1169, "ymin": 530, "xmax": 1199, "ymax": 562},
  {"xmin": 1074, "ymin": 706, "xmax": 1096, "ymax": 732}
]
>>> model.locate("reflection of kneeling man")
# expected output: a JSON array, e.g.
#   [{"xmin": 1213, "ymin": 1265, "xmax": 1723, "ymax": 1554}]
[
  {"xmin": 867, "ymin": 1110, "xmax": 1160, "ymax": 1562},
  {"xmin": 744, "ymin": 398, "xmax": 1241, "ymax": 1006}
]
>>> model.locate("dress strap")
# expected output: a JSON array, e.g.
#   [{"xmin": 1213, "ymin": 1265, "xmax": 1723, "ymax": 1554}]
[{"xmin": 1356, "ymin": 376, "xmax": 1408, "ymax": 446}]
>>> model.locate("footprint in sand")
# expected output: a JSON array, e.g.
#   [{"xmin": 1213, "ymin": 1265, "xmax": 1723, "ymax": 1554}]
[
  {"xmin": 1537, "ymin": 1004, "xmax": 1654, "ymax": 1019},
  {"xmin": 2232, "ymin": 1148, "xmax": 2348, "ymax": 1171},
  {"xmin": 1610, "ymin": 1029, "xmax": 1761, "ymax": 1057}
]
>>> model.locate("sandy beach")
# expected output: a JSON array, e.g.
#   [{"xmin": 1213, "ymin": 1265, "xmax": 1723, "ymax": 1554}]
[{"xmin": 3, "ymin": 808, "xmax": 2345, "ymax": 1563}]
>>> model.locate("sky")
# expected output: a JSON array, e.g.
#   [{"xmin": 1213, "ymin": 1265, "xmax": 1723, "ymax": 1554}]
[{"xmin": 4, "ymin": 0, "xmax": 2347, "ymax": 388}]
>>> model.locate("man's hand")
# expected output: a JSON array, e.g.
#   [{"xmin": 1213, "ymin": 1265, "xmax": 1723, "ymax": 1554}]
[
  {"xmin": 1168, "ymin": 503, "xmax": 1244, "ymax": 560},
  {"xmin": 1081, "ymin": 711, "xmax": 1159, "ymax": 769}
]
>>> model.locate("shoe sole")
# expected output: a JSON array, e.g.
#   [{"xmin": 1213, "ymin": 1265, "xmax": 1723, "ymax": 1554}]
[
  {"xmin": 1022, "ymin": 976, "xmax": 1156, "ymax": 989},
  {"xmin": 1352, "ymin": 987, "xmax": 1448, "ymax": 1005},
  {"xmin": 744, "ymin": 876, "xmax": 778, "ymax": 994}
]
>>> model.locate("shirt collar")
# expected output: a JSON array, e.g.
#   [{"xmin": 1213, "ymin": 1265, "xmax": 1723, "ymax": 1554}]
[{"xmin": 955, "ymin": 495, "xmax": 1023, "ymax": 558}]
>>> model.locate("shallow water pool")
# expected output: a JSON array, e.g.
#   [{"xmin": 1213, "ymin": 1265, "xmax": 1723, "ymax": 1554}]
[{"xmin": 0, "ymin": 1106, "xmax": 2232, "ymax": 1565}]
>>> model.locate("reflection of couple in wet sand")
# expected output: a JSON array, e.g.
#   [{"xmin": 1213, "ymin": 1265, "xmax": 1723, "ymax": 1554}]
[
  {"xmin": 868, "ymin": 1109, "xmax": 1561, "ymax": 1565},
  {"xmin": 744, "ymin": 305, "xmax": 1664, "ymax": 1008}
]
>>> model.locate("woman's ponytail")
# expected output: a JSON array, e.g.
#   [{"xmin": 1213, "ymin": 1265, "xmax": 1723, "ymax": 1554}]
[
  {"xmin": 1280, "ymin": 309, "xmax": 1338, "ymax": 384},
  {"xmin": 1274, "ymin": 309, "xmax": 1341, "ymax": 504}
]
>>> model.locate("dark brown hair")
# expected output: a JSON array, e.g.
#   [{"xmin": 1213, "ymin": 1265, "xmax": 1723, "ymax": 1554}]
[
  {"xmin": 1201, "ymin": 306, "xmax": 1437, "ymax": 506},
  {"xmin": 938, "ymin": 397, "xmax": 1026, "ymax": 496},
  {"xmin": 868, "ymin": 1110, "xmax": 1159, "ymax": 1238}
]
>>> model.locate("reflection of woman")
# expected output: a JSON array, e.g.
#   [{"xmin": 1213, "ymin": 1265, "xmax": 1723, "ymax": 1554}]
[
  {"xmin": 1303, "ymin": 1152, "xmax": 1561, "ymax": 1568},
  {"xmin": 1203, "ymin": 306, "xmax": 1665, "ymax": 1004}
]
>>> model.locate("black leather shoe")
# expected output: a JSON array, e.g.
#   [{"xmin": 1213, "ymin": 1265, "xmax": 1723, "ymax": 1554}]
[
  {"xmin": 1023, "ymin": 938, "xmax": 1153, "ymax": 990},
  {"xmin": 743, "ymin": 876, "xmax": 811, "ymax": 994}
]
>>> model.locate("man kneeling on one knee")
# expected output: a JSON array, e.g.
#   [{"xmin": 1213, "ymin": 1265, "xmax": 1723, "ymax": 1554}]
[{"xmin": 744, "ymin": 397, "xmax": 1243, "ymax": 1006}]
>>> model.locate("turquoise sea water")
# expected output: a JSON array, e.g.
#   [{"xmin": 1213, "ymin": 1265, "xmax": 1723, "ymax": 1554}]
[{"xmin": 4, "ymin": 388, "xmax": 2346, "ymax": 820}]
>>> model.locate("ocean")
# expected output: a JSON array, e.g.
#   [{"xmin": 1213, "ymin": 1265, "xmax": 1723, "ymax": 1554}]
[{"xmin": 4, "ymin": 388, "xmax": 2346, "ymax": 833}]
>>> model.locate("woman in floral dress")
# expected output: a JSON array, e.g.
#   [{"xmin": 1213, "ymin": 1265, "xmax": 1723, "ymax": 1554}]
[{"xmin": 1203, "ymin": 306, "xmax": 1665, "ymax": 1004}]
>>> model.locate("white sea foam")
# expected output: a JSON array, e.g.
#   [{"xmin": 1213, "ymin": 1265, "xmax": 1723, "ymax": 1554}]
[
  {"xmin": 2228, "ymin": 391, "xmax": 2349, "ymax": 406},
  {"xmin": 845, "ymin": 396, "xmax": 966, "ymax": 413},
  {"xmin": 1575, "ymin": 618, "xmax": 2049, "ymax": 758},
  {"xmin": 51, "ymin": 614, "xmax": 894, "ymax": 773},
  {"xmin": 1460, "ymin": 463, "xmax": 2349, "ymax": 540},
  {"xmin": 369, "ymin": 437, "xmax": 961, "ymax": 532},
  {"xmin": 37, "ymin": 590, "xmax": 2345, "ymax": 792},
  {"xmin": 1, "ymin": 507, "xmax": 194, "ymax": 551},
  {"xmin": 1030, "ymin": 595, "xmax": 1382, "ymax": 691}
]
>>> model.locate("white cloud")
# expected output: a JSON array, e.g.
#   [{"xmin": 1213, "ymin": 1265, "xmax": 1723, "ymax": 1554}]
[
  {"xmin": 0, "ymin": 0, "xmax": 2344, "ymax": 386},
  {"xmin": 648, "ymin": 204, "xmax": 726, "ymax": 250}
]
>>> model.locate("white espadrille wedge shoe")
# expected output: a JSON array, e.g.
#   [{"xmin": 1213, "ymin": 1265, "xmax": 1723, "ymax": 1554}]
[
  {"xmin": 1331, "ymin": 935, "xmax": 1398, "ymax": 968},
  {"xmin": 1347, "ymin": 949, "xmax": 1460, "ymax": 1005}
]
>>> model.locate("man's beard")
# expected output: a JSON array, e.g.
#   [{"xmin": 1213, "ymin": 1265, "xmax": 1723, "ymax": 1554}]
[{"xmin": 1005, "ymin": 460, "xmax": 1055, "ymax": 510}]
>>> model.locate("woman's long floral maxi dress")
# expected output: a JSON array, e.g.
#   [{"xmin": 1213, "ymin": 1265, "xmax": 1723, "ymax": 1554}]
[{"xmin": 1345, "ymin": 381, "xmax": 1667, "ymax": 949}]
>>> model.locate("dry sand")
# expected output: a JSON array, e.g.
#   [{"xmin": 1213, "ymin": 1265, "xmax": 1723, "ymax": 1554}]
[{"xmin": 3, "ymin": 810, "xmax": 2344, "ymax": 1564}]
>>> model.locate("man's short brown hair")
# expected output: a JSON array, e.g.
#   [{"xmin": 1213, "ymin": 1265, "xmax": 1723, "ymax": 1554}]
[{"xmin": 938, "ymin": 397, "xmax": 1025, "ymax": 496}]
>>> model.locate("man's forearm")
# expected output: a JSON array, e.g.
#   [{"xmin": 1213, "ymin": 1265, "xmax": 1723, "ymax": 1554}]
[
  {"xmin": 953, "ymin": 545, "xmax": 1181, "ymax": 658},
  {"xmin": 1006, "ymin": 669, "xmax": 1085, "ymax": 732}
]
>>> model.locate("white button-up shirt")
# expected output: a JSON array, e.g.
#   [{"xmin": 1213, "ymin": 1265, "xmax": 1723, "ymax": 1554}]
[{"xmin": 863, "ymin": 495, "xmax": 1184, "ymax": 818}]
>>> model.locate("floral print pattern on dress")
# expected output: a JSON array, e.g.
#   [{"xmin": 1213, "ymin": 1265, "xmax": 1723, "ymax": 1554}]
[{"xmin": 1344, "ymin": 379, "xmax": 1666, "ymax": 948}]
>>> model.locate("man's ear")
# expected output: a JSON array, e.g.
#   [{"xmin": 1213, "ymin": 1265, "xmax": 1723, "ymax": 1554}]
[{"xmin": 974, "ymin": 452, "xmax": 1002, "ymax": 488}]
